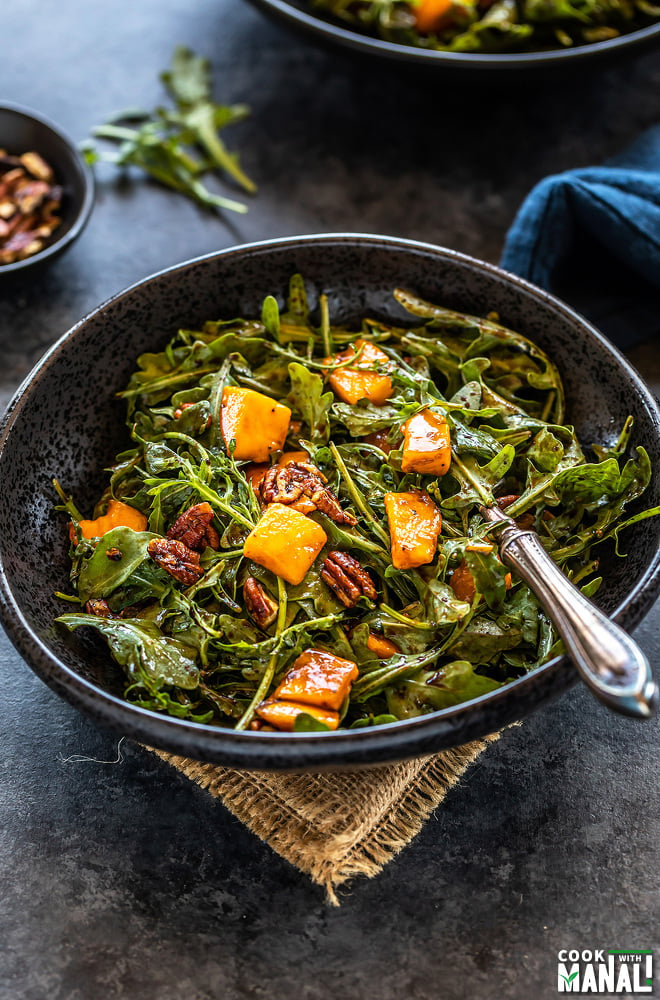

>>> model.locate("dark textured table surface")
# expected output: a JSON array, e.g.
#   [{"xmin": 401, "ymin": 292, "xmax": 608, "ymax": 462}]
[{"xmin": 1, "ymin": 3, "xmax": 660, "ymax": 998}]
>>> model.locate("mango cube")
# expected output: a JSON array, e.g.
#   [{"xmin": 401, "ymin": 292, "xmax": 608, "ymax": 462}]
[
  {"xmin": 384, "ymin": 489, "xmax": 442, "ymax": 570},
  {"xmin": 75, "ymin": 499, "xmax": 147, "ymax": 541},
  {"xmin": 401, "ymin": 408, "xmax": 451, "ymax": 476},
  {"xmin": 243, "ymin": 504, "xmax": 327, "ymax": 585},
  {"xmin": 274, "ymin": 648, "xmax": 359, "ymax": 711},
  {"xmin": 221, "ymin": 386, "xmax": 291, "ymax": 462},
  {"xmin": 326, "ymin": 339, "xmax": 393, "ymax": 406},
  {"xmin": 255, "ymin": 699, "xmax": 339, "ymax": 732}
]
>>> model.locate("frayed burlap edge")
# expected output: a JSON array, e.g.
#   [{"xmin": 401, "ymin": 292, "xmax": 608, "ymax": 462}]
[{"xmin": 151, "ymin": 732, "xmax": 500, "ymax": 905}]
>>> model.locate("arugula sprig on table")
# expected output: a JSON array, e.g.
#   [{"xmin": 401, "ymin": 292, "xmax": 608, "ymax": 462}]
[
  {"xmin": 55, "ymin": 277, "xmax": 660, "ymax": 730},
  {"xmin": 83, "ymin": 47, "xmax": 255, "ymax": 216}
]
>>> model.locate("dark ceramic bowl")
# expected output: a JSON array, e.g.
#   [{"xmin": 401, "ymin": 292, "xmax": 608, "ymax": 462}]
[
  {"xmin": 1, "ymin": 235, "xmax": 660, "ymax": 770},
  {"xmin": 0, "ymin": 103, "xmax": 94, "ymax": 276},
  {"xmin": 246, "ymin": 0, "xmax": 660, "ymax": 75}
]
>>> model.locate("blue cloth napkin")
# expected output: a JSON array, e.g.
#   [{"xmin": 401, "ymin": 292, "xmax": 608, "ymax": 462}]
[{"xmin": 500, "ymin": 126, "xmax": 660, "ymax": 350}]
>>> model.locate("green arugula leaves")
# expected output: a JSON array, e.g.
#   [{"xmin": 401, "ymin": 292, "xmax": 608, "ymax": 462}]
[
  {"xmin": 54, "ymin": 276, "xmax": 659, "ymax": 731},
  {"xmin": 84, "ymin": 47, "xmax": 255, "ymax": 217}
]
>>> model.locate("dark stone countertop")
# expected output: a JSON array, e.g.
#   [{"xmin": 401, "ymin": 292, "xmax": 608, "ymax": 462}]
[{"xmin": 1, "ymin": 2, "xmax": 659, "ymax": 997}]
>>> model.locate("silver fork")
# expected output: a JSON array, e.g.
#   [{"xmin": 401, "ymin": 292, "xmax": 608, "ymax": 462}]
[{"xmin": 480, "ymin": 504, "xmax": 658, "ymax": 719}]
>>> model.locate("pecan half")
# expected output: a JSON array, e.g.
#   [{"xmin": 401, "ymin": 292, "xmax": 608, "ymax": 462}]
[
  {"xmin": 321, "ymin": 550, "xmax": 377, "ymax": 608},
  {"xmin": 86, "ymin": 598, "xmax": 116, "ymax": 618},
  {"xmin": 243, "ymin": 576, "xmax": 279, "ymax": 629},
  {"xmin": 167, "ymin": 502, "xmax": 219, "ymax": 551},
  {"xmin": 261, "ymin": 462, "xmax": 357, "ymax": 526},
  {"xmin": 85, "ymin": 598, "xmax": 140, "ymax": 619},
  {"xmin": 147, "ymin": 538, "xmax": 204, "ymax": 585}
]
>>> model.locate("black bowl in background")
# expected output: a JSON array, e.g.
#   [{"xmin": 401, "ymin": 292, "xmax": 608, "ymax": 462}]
[
  {"xmin": 245, "ymin": 0, "xmax": 660, "ymax": 75},
  {"xmin": 0, "ymin": 103, "xmax": 94, "ymax": 276},
  {"xmin": 1, "ymin": 234, "xmax": 659, "ymax": 771}
]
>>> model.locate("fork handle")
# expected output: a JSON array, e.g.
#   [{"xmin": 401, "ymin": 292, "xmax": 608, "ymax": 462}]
[{"xmin": 483, "ymin": 507, "xmax": 658, "ymax": 719}]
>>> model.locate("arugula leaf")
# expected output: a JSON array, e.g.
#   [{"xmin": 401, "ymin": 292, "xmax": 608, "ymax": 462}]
[
  {"xmin": 57, "ymin": 615, "xmax": 200, "ymax": 691},
  {"xmin": 464, "ymin": 547, "xmax": 509, "ymax": 611},
  {"xmin": 161, "ymin": 46, "xmax": 256, "ymax": 194},
  {"xmin": 287, "ymin": 363, "xmax": 333, "ymax": 444},
  {"xmin": 447, "ymin": 617, "xmax": 523, "ymax": 662},
  {"xmin": 86, "ymin": 47, "xmax": 254, "ymax": 218},
  {"xmin": 386, "ymin": 660, "xmax": 503, "ymax": 719},
  {"xmin": 77, "ymin": 528, "xmax": 159, "ymax": 603},
  {"xmin": 293, "ymin": 712, "xmax": 332, "ymax": 732}
]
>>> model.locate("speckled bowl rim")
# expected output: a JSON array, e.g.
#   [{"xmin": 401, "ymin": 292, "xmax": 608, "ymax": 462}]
[
  {"xmin": 0, "ymin": 102, "xmax": 95, "ymax": 275},
  {"xmin": 1, "ymin": 234, "xmax": 660, "ymax": 770},
  {"xmin": 246, "ymin": 0, "xmax": 660, "ymax": 70}
]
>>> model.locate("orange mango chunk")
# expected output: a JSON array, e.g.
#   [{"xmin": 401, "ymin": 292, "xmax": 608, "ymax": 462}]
[
  {"xmin": 220, "ymin": 386, "xmax": 291, "ymax": 462},
  {"xmin": 255, "ymin": 699, "xmax": 340, "ymax": 732},
  {"xmin": 415, "ymin": 0, "xmax": 454, "ymax": 32},
  {"xmin": 274, "ymin": 648, "xmax": 359, "ymax": 711},
  {"xmin": 75, "ymin": 499, "xmax": 147, "ymax": 541},
  {"xmin": 384, "ymin": 489, "xmax": 442, "ymax": 570},
  {"xmin": 243, "ymin": 504, "xmax": 327, "ymax": 585},
  {"xmin": 366, "ymin": 632, "xmax": 400, "ymax": 659},
  {"xmin": 326, "ymin": 339, "xmax": 393, "ymax": 406},
  {"xmin": 401, "ymin": 408, "xmax": 451, "ymax": 476}
]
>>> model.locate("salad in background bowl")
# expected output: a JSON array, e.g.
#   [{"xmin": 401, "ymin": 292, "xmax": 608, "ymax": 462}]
[{"xmin": 244, "ymin": 0, "xmax": 660, "ymax": 72}]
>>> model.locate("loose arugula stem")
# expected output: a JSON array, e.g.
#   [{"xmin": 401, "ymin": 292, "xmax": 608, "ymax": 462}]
[
  {"xmin": 235, "ymin": 577, "xmax": 287, "ymax": 731},
  {"xmin": 153, "ymin": 476, "xmax": 253, "ymax": 530},
  {"xmin": 171, "ymin": 105, "xmax": 257, "ymax": 193},
  {"xmin": 540, "ymin": 389, "xmax": 556, "ymax": 424},
  {"xmin": 270, "ymin": 341, "xmax": 366, "ymax": 372},
  {"xmin": 319, "ymin": 294, "xmax": 333, "ymax": 356},
  {"xmin": 55, "ymin": 591, "xmax": 83, "ymax": 604},
  {"xmin": 160, "ymin": 431, "xmax": 209, "ymax": 462},
  {"xmin": 329, "ymin": 443, "xmax": 390, "ymax": 546},
  {"xmin": 378, "ymin": 604, "xmax": 435, "ymax": 630},
  {"xmin": 52, "ymin": 478, "xmax": 84, "ymax": 521},
  {"xmin": 118, "ymin": 367, "xmax": 219, "ymax": 398}
]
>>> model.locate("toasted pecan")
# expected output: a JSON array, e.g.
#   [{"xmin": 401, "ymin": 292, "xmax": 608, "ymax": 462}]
[
  {"xmin": 85, "ymin": 598, "xmax": 140, "ymax": 619},
  {"xmin": 85, "ymin": 598, "xmax": 116, "ymax": 618},
  {"xmin": 261, "ymin": 461, "xmax": 357, "ymax": 526},
  {"xmin": 167, "ymin": 502, "xmax": 219, "ymax": 552},
  {"xmin": 321, "ymin": 550, "xmax": 377, "ymax": 608},
  {"xmin": 243, "ymin": 576, "xmax": 279, "ymax": 629},
  {"xmin": 147, "ymin": 537, "xmax": 204, "ymax": 585}
]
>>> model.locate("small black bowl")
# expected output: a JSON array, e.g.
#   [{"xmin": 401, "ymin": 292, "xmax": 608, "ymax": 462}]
[
  {"xmin": 1, "ymin": 235, "xmax": 659, "ymax": 771},
  {"xmin": 0, "ymin": 103, "xmax": 94, "ymax": 276},
  {"xmin": 246, "ymin": 0, "xmax": 660, "ymax": 75}
]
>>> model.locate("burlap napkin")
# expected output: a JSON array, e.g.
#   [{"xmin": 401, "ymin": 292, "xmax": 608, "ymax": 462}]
[{"xmin": 154, "ymin": 732, "xmax": 500, "ymax": 904}]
